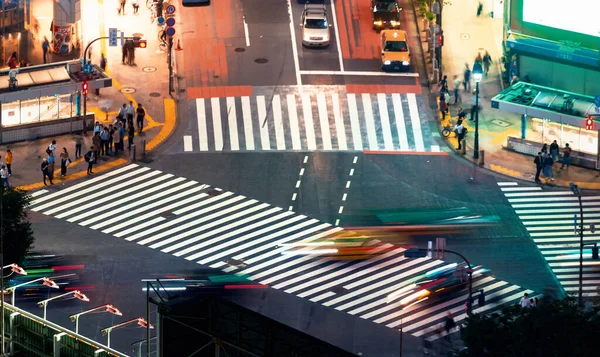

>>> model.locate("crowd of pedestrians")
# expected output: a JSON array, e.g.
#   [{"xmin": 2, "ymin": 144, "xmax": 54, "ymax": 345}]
[{"xmin": 534, "ymin": 140, "xmax": 572, "ymax": 183}]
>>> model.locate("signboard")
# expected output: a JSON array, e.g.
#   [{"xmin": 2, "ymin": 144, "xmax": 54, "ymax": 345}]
[
  {"xmin": 166, "ymin": 27, "xmax": 176, "ymax": 37},
  {"xmin": 52, "ymin": 24, "xmax": 73, "ymax": 54},
  {"xmin": 166, "ymin": 5, "xmax": 176, "ymax": 14},
  {"xmin": 109, "ymin": 28, "xmax": 117, "ymax": 47},
  {"xmin": 157, "ymin": 16, "xmax": 165, "ymax": 25},
  {"xmin": 166, "ymin": 17, "xmax": 176, "ymax": 27}
]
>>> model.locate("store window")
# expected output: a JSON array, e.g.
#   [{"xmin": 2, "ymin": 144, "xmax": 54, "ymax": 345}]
[{"xmin": 528, "ymin": 118, "xmax": 598, "ymax": 155}]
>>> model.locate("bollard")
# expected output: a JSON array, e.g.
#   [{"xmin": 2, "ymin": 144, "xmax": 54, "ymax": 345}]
[
  {"xmin": 461, "ymin": 139, "xmax": 466, "ymax": 155},
  {"xmin": 141, "ymin": 140, "xmax": 147, "ymax": 157},
  {"xmin": 478, "ymin": 150, "xmax": 485, "ymax": 166},
  {"xmin": 130, "ymin": 144, "xmax": 136, "ymax": 162}
]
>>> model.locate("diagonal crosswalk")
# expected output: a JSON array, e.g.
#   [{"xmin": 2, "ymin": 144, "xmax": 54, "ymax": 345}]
[
  {"xmin": 498, "ymin": 181, "xmax": 600, "ymax": 297},
  {"xmin": 28, "ymin": 164, "xmax": 533, "ymax": 340},
  {"xmin": 183, "ymin": 88, "xmax": 438, "ymax": 152}
]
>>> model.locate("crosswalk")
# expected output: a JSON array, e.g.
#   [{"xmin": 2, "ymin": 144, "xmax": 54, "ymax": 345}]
[
  {"xmin": 28, "ymin": 164, "xmax": 532, "ymax": 340},
  {"xmin": 498, "ymin": 181, "xmax": 600, "ymax": 297},
  {"xmin": 184, "ymin": 89, "xmax": 438, "ymax": 152}
]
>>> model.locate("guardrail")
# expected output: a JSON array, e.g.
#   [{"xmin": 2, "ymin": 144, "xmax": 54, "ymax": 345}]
[{"xmin": 2, "ymin": 302, "xmax": 128, "ymax": 357}]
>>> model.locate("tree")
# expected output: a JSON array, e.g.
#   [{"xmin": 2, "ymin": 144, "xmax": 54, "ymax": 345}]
[
  {"xmin": 1, "ymin": 189, "xmax": 35, "ymax": 269},
  {"xmin": 457, "ymin": 297, "xmax": 600, "ymax": 357}
]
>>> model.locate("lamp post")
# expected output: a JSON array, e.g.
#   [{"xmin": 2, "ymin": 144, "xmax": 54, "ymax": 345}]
[
  {"xmin": 472, "ymin": 60, "xmax": 483, "ymax": 160},
  {"xmin": 570, "ymin": 182, "xmax": 584, "ymax": 306},
  {"xmin": 5, "ymin": 276, "xmax": 61, "ymax": 307},
  {"xmin": 38, "ymin": 290, "xmax": 90, "ymax": 320},
  {"xmin": 101, "ymin": 318, "xmax": 154, "ymax": 348},
  {"xmin": 0, "ymin": 263, "xmax": 26, "ymax": 355},
  {"xmin": 70, "ymin": 304, "xmax": 122, "ymax": 334}
]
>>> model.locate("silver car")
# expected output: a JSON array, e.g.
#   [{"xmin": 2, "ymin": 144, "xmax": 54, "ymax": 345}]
[{"xmin": 301, "ymin": 5, "xmax": 330, "ymax": 47}]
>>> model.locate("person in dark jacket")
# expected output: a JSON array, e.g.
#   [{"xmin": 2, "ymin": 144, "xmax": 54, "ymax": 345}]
[
  {"xmin": 534, "ymin": 152, "xmax": 543, "ymax": 183},
  {"xmin": 41, "ymin": 158, "xmax": 53, "ymax": 185},
  {"xmin": 549, "ymin": 140, "xmax": 559, "ymax": 164}
]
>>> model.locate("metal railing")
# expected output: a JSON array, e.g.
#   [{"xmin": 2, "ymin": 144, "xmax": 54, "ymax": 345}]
[{"xmin": 1, "ymin": 302, "xmax": 128, "ymax": 357}]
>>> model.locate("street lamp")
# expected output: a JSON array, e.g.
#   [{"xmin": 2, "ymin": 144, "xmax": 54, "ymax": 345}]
[
  {"xmin": 472, "ymin": 60, "xmax": 483, "ymax": 160},
  {"xmin": 38, "ymin": 290, "xmax": 90, "ymax": 320},
  {"xmin": 570, "ymin": 182, "xmax": 585, "ymax": 306},
  {"xmin": 70, "ymin": 304, "xmax": 123, "ymax": 334},
  {"xmin": 101, "ymin": 317, "xmax": 154, "ymax": 348},
  {"xmin": 5, "ymin": 276, "xmax": 60, "ymax": 307},
  {"xmin": 404, "ymin": 247, "xmax": 474, "ymax": 314},
  {"xmin": 1, "ymin": 263, "xmax": 26, "ymax": 355}
]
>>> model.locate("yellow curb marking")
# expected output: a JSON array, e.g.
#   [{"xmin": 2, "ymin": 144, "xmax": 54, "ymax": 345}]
[
  {"xmin": 489, "ymin": 164, "xmax": 522, "ymax": 178},
  {"xmin": 17, "ymin": 158, "xmax": 128, "ymax": 191},
  {"xmin": 147, "ymin": 99, "xmax": 176, "ymax": 151}
]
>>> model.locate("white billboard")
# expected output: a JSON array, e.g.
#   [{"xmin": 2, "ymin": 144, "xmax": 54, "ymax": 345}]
[{"xmin": 523, "ymin": 0, "xmax": 600, "ymax": 38}]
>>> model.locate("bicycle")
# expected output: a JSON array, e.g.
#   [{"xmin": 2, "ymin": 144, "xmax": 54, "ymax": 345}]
[
  {"xmin": 442, "ymin": 118, "xmax": 468, "ymax": 137},
  {"xmin": 158, "ymin": 29, "xmax": 168, "ymax": 51}
]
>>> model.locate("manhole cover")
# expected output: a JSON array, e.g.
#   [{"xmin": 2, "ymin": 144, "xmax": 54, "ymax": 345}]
[
  {"xmin": 234, "ymin": 48, "xmax": 245, "ymax": 52},
  {"xmin": 159, "ymin": 211, "xmax": 175, "ymax": 218},
  {"xmin": 142, "ymin": 67, "xmax": 157, "ymax": 73},
  {"xmin": 149, "ymin": 92, "xmax": 161, "ymax": 97},
  {"xmin": 254, "ymin": 58, "xmax": 268, "ymax": 64},
  {"xmin": 490, "ymin": 119, "xmax": 511, "ymax": 127},
  {"xmin": 460, "ymin": 33, "xmax": 470, "ymax": 40},
  {"xmin": 120, "ymin": 87, "xmax": 136, "ymax": 94}
]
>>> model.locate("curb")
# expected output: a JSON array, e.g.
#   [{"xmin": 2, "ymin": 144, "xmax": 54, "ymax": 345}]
[{"xmin": 410, "ymin": 0, "xmax": 432, "ymax": 85}]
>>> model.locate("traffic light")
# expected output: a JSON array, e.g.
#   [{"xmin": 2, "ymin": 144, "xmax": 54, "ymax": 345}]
[
  {"xmin": 133, "ymin": 37, "xmax": 147, "ymax": 48},
  {"xmin": 586, "ymin": 116, "xmax": 594, "ymax": 130},
  {"xmin": 437, "ymin": 33, "xmax": 444, "ymax": 47},
  {"xmin": 82, "ymin": 81, "xmax": 89, "ymax": 96}
]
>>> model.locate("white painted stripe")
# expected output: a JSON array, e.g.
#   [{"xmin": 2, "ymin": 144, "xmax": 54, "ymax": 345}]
[
  {"xmin": 97, "ymin": 181, "xmax": 202, "ymax": 233},
  {"xmin": 302, "ymin": 93, "xmax": 317, "ymax": 150},
  {"xmin": 45, "ymin": 170, "xmax": 164, "ymax": 216},
  {"xmin": 501, "ymin": 187, "xmax": 542, "ymax": 192},
  {"xmin": 377, "ymin": 93, "xmax": 394, "ymax": 150},
  {"xmin": 430, "ymin": 145, "xmax": 440, "ymax": 152},
  {"xmin": 241, "ymin": 96, "xmax": 255, "ymax": 150},
  {"xmin": 347, "ymin": 93, "xmax": 363, "ymax": 150},
  {"xmin": 271, "ymin": 257, "xmax": 354, "ymax": 289},
  {"xmin": 317, "ymin": 94, "xmax": 333, "ymax": 150},
  {"xmin": 549, "ymin": 261, "xmax": 600, "ymax": 267},
  {"xmin": 183, "ymin": 135, "xmax": 193, "ymax": 151},
  {"xmin": 203, "ymin": 216, "xmax": 314, "ymax": 266},
  {"xmin": 513, "ymin": 201, "xmax": 600, "ymax": 209},
  {"xmin": 564, "ymin": 286, "xmax": 600, "ymax": 291},
  {"xmin": 31, "ymin": 167, "xmax": 150, "ymax": 212},
  {"xmin": 196, "ymin": 99, "xmax": 209, "ymax": 151},
  {"xmin": 257, "ymin": 258, "xmax": 340, "ymax": 283},
  {"xmin": 497, "ymin": 182, "xmax": 518, "ymax": 186},
  {"xmin": 286, "ymin": 95, "xmax": 302, "ymax": 150},
  {"xmin": 534, "ymin": 237, "xmax": 600, "ymax": 243},
  {"xmin": 407, "ymin": 94, "xmax": 424, "ymax": 151},
  {"xmin": 226, "ymin": 97, "xmax": 240, "ymax": 150},
  {"xmin": 520, "ymin": 213, "xmax": 600, "ymax": 220},
  {"xmin": 190, "ymin": 211, "xmax": 295, "ymax": 263},
  {"xmin": 256, "ymin": 95, "xmax": 270, "ymax": 150},
  {"xmin": 517, "ymin": 208, "xmax": 600, "ymax": 215},
  {"xmin": 57, "ymin": 173, "xmax": 175, "ymax": 220},
  {"xmin": 391, "ymin": 93, "xmax": 409, "ymax": 150},
  {"xmin": 71, "ymin": 177, "xmax": 189, "ymax": 224},
  {"xmin": 29, "ymin": 189, "xmax": 49, "ymax": 198},
  {"xmin": 362, "ymin": 94, "xmax": 378, "ymax": 150},
  {"xmin": 272, "ymin": 95, "xmax": 286, "ymax": 150},
  {"xmin": 509, "ymin": 196, "xmax": 600, "ymax": 203},
  {"xmin": 331, "ymin": 93, "xmax": 347, "ymax": 150},
  {"xmin": 298, "ymin": 70, "xmax": 419, "ymax": 77},
  {"xmin": 211, "ymin": 98, "xmax": 223, "ymax": 151},
  {"xmin": 125, "ymin": 192, "xmax": 236, "ymax": 242},
  {"xmin": 29, "ymin": 164, "xmax": 138, "ymax": 206},
  {"xmin": 504, "ymin": 191, "xmax": 573, "ymax": 197}
]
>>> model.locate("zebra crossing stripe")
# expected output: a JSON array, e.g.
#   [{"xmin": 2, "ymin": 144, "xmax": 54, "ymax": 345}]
[
  {"xmin": 272, "ymin": 95, "xmax": 286, "ymax": 150},
  {"xmin": 27, "ymin": 167, "xmax": 535, "ymax": 341},
  {"xmin": 241, "ymin": 96, "xmax": 255, "ymax": 150},
  {"xmin": 257, "ymin": 96, "xmax": 270, "ymax": 150},
  {"xmin": 362, "ymin": 94, "xmax": 378, "ymax": 150},
  {"xmin": 377, "ymin": 93, "xmax": 394, "ymax": 150},
  {"xmin": 347, "ymin": 93, "xmax": 362, "ymax": 151},
  {"xmin": 197, "ymin": 99, "xmax": 209, "ymax": 151},
  {"xmin": 227, "ymin": 97, "xmax": 240, "ymax": 151},
  {"xmin": 211, "ymin": 98, "xmax": 223, "ymax": 150},
  {"xmin": 407, "ymin": 94, "xmax": 425, "ymax": 152},
  {"xmin": 331, "ymin": 93, "xmax": 348, "ymax": 151},
  {"xmin": 317, "ymin": 94, "xmax": 333, "ymax": 150},
  {"xmin": 287, "ymin": 95, "xmax": 302, "ymax": 150}
]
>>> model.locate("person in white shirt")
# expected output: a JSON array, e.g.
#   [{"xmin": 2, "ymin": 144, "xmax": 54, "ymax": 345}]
[
  {"xmin": 453, "ymin": 75, "xmax": 462, "ymax": 104},
  {"xmin": 454, "ymin": 120, "xmax": 466, "ymax": 151},
  {"xmin": 0, "ymin": 165, "xmax": 9, "ymax": 190},
  {"xmin": 126, "ymin": 101, "xmax": 135, "ymax": 124},
  {"xmin": 519, "ymin": 293, "xmax": 530, "ymax": 308},
  {"xmin": 48, "ymin": 140, "xmax": 56, "ymax": 155}
]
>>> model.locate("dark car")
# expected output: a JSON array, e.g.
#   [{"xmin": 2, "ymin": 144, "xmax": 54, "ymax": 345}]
[{"xmin": 371, "ymin": 0, "xmax": 402, "ymax": 31}]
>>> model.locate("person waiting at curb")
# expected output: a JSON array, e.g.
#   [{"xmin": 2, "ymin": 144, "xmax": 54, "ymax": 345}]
[
  {"xmin": 84, "ymin": 147, "xmax": 96, "ymax": 174},
  {"xmin": 534, "ymin": 152, "xmax": 543, "ymax": 183},
  {"xmin": 561, "ymin": 143, "xmax": 572, "ymax": 170}
]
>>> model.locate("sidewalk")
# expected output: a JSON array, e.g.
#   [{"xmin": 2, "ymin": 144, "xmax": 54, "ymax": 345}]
[
  {"xmin": 425, "ymin": 0, "xmax": 600, "ymax": 190},
  {"xmin": 0, "ymin": 0, "xmax": 177, "ymax": 191}
]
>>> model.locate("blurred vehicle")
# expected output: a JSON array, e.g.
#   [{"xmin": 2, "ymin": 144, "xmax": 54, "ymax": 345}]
[
  {"xmin": 371, "ymin": 0, "xmax": 402, "ymax": 31},
  {"xmin": 142, "ymin": 273, "xmax": 268, "ymax": 295},
  {"xmin": 301, "ymin": 4, "xmax": 330, "ymax": 47},
  {"xmin": 182, "ymin": 0, "xmax": 210, "ymax": 7},
  {"xmin": 381, "ymin": 30, "xmax": 411, "ymax": 71}
]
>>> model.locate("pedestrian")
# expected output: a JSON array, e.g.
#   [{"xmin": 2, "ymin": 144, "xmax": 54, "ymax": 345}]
[
  {"xmin": 128, "ymin": 124, "xmax": 135, "ymax": 149},
  {"xmin": 534, "ymin": 297, "xmax": 539, "ymax": 306},
  {"xmin": 439, "ymin": 90, "xmax": 448, "ymax": 120},
  {"xmin": 469, "ymin": 94, "xmax": 478, "ymax": 121},
  {"xmin": 74, "ymin": 135, "xmax": 83, "ymax": 158},
  {"xmin": 48, "ymin": 139, "xmax": 57, "ymax": 155},
  {"xmin": 534, "ymin": 152, "xmax": 543, "ymax": 183},
  {"xmin": 126, "ymin": 101, "xmax": 135, "ymax": 123},
  {"xmin": 113, "ymin": 124, "xmax": 121, "ymax": 155},
  {"xmin": 47, "ymin": 150, "xmax": 55, "ymax": 179},
  {"xmin": 118, "ymin": 0, "xmax": 126, "ymax": 15},
  {"xmin": 92, "ymin": 132, "xmax": 101, "ymax": 163},
  {"xmin": 457, "ymin": 107, "xmax": 467, "ymax": 120},
  {"xmin": 561, "ymin": 143, "xmax": 572, "ymax": 170},
  {"xmin": 455, "ymin": 119, "xmax": 466, "ymax": 151},
  {"xmin": 117, "ymin": 103, "xmax": 127, "ymax": 125},
  {"xmin": 108, "ymin": 124, "xmax": 115, "ymax": 153},
  {"xmin": 84, "ymin": 146, "xmax": 95, "ymax": 174},
  {"xmin": 7, "ymin": 52, "xmax": 17, "ymax": 69},
  {"xmin": 100, "ymin": 127, "xmax": 111, "ymax": 155},
  {"xmin": 483, "ymin": 50, "xmax": 493, "ymax": 76},
  {"xmin": 452, "ymin": 75, "xmax": 461, "ymax": 104},
  {"xmin": 5, "ymin": 149, "xmax": 12, "ymax": 177},
  {"xmin": 550, "ymin": 140, "xmax": 559, "ymax": 164},
  {"xmin": 132, "ymin": 0, "xmax": 140, "ymax": 14},
  {"xmin": 41, "ymin": 158, "xmax": 53, "ymax": 185},
  {"xmin": 439, "ymin": 75, "xmax": 448, "ymax": 93},
  {"xmin": 42, "ymin": 36, "xmax": 50, "ymax": 64},
  {"xmin": 119, "ymin": 122, "xmax": 126, "ymax": 151},
  {"xmin": 463, "ymin": 63, "xmax": 471, "ymax": 92},
  {"xmin": 543, "ymin": 154, "xmax": 554, "ymax": 181},
  {"xmin": 136, "ymin": 103, "xmax": 146, "ymax": 133},
  {"xmin": 520, "ymin": 293, "xmax": 530, "ymax": 308},
  {"xmin": 59, "ymin": 147, "xmax": 70, "ymax": 177},
  {"xmin": 0, "ymin": 165, "xmax": 9, "ymax": 190},
  {"xmin": 444, "ymin": 312, "xmax": 455, "ymax": 341},
  {"xmin": 541, "ymin": 143, "xmax": 548, "ymax": 157},
  {"xmin": 529, "ymin": 298, "xmax": 536, "ymax": 307},
  {"xmin": 476, "ymin": 1, "xmax": 483, "ymax": 16},
  {"xmin": 100, "ymin": 53, "xmax": 107, "ymax": 71},
  {"xmin": 93, "ymin": 121, "xmax": 103, "ymax": 136}
]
